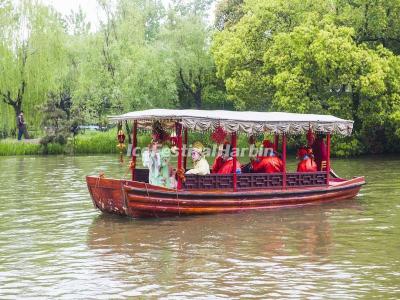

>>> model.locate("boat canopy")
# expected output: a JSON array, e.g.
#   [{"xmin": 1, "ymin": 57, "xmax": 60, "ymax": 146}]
[{"xmin": 109, "ymin": 109, "xmax": 354, "ymax": 136}]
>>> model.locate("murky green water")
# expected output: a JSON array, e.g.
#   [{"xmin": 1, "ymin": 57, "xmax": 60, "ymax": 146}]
[{"xmin": 0, "ymin": 155, "xmax": 399, "ymax": 299}]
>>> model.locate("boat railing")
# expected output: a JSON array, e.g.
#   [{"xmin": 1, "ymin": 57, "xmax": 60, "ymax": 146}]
[
  {"xmin": 134, "ymin": 168, "xmax": 328, "ymax": 190},
  {"xmin": 184, "ymin": 172, "xmax": 328, "ymax": 190},
  {"xmin": 286, "ymin": 172, "xmax": 327, "ymax": 187},
  {"xmin": 184, "ymin": 174, "xmax": 233, "ymax": 190}
]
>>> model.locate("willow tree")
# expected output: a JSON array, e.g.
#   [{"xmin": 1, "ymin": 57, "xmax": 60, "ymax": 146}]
[
  {"xmin": 160, "ymin": 0, "xmax": 229, "ymax": 110},
  {"xmin": 0, "ymin": 1, "xmax": 67, "ymax": 135},
  {"xmin": 71, "ymin": 0, "xmax": 178, "ymax": 124}
]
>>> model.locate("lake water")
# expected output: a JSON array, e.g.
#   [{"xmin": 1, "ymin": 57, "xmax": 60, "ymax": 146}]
[{"xmin": 0, "ymin": 155, "xmax": 399, "ymax": 299}]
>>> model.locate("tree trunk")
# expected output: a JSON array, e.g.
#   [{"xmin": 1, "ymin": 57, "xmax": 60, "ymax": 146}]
[
  {"xmin": 2, "ymin": 81, "xmax": 30, "ymax": 139},
  {"xmin": 194, "ymin": 88, "xmax": 202, "ymax": 109},
  {"xmin": 179, "ymin": 68, "xmax": 203, "ymax": 109}
]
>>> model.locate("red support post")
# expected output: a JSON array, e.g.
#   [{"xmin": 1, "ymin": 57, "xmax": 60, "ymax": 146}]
[
  {"xmin": 131, "ymin": 121, "xmax": 137, "ymax": 181},
  {"xmin": 326, "ymin": 133, "xmax": 331, "ymax": 185},
  {"xmin": 183, "ymin": 128, "xmax": 188, "ymax": 170},
  {"xmin": 274, "ymin": 134, "xmax": 279, "ymax": 152},
  {"xmin": 176, "ymin": 122, "xmax": 183, "ymax": 190},
  {"xmin": 282, "ymin": 133, "xmax": 287, "ymax": 189},
  {"xmin": 232, "ymin": 132, "xmax": 238, "ymax": 192}
]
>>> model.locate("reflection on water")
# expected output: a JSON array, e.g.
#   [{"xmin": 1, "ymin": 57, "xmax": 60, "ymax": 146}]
[
  {"xmin": 89, "ymin": 201, "xmax": 362, "ymax": 258},
  {"xmin": 0, "ymin": 155, "xmax": 400, "ymax": 299}
]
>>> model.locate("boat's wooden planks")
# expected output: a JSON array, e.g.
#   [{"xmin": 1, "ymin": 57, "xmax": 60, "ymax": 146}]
[
  {"xmin": 86, "ymin": 176, "xmax": 127, "ymax": 215},
  {"xmin": 125, "ymin": 187, "xmax": 361, "ymax": 208},
  {"xmin": 127, "ymin": 189, "xmax": 360, "ymax": 217},
  {"xmin": 86, "ymin": 175, "xmax": 365, "ymax": 218}
]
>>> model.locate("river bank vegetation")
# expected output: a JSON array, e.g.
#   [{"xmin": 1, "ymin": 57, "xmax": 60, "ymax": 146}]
[{"xmin": 1, "ymin": 0, "xmax": 399, "ymax": 156}]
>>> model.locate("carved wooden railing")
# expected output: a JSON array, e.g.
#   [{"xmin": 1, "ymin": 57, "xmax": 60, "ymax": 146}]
[
  {"xmin": 236, "ymin": 173, "xmax": 284, "ymax": 189},
  {"xmin": 184, "ymin": 174, "xmax": 233, "ymax": 190},
  {"xmin": 135, "ymin": 169, "xmax": 327, "ymax": 190},
  {"xmin": 184, "ymin": 172, "xmax": 327, "ymax": 190},
  {"xmin": 286, "ymin": 172, "xmax": 327, "ymax": 187}
]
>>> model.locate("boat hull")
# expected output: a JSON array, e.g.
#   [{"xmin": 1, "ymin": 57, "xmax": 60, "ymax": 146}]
[
  {"xmin": 86, "ymin": 176, "xmax": 128, "ymax": 216},
  {"xmin": 86, "ymin": 176, "xmax": 365, "ymax": 218}
]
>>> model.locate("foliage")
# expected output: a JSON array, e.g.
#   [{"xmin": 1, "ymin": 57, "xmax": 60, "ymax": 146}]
[
  {"xmin": 39, "ymin": 91, "xmax": 83, "ymax": 153},
  {"xmin": 70, "ymin": 0, "xmax": 178, "ymax": 123},
  {"xmin": 161, "ymin": 1, "xmax": 227, "ymax": 109},
  {"xmin": 214, "ymin": 0, "xmax": 244, "ymax": 30},
  {"xmin": 73, "ymin": 130, "xmax": 119, "ymax": 154},
  {"xmin": 331, "ymin": 136, "xmax": 364, "ymax": 157},
  {"xmin": 0, "ymin": 0, "xmax": 222, "ymax": 133},
  {"xmin": 72, "ymin": 130, "xmax": 151, "ymax": 154},
  {"xmin": 0, "ymin": 1, "xmax": 68, "ymax": 135},
  {"xmin": 212, "ymin": 0, "xmax": 400, "ymax": 154},
  {"xmin": 1, "ymin": 0, "xmax": 399, "ymax": 156}
]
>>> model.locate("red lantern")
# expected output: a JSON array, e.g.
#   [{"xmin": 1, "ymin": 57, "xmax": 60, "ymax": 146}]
[
  {"xmin": 117, "ymin": 130, "xmax": 126, "ymax": 163},
  {"xmin": 211, "ymin": 126, "xmax": 227, "ymax": 144},
  {"xmin": 117, "ymin": 130, "xmax": 126, "ymax": 144},
  {"xmin": 307, "ymin": 128, "xmax": 315, "ymax": 146}
]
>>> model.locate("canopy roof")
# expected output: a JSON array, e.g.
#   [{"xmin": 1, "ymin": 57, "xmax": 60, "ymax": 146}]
[{"xmin": 109, "ymin": 109, "xmax": 354, "ymax": 136}]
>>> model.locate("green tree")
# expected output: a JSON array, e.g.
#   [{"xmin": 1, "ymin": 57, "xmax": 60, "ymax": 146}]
[
  {"xmin": 212, "ymin": 0, "xmax": 400, "ymax": 153},
  {"xmin": 214, "ymin": 0, "xmax": 244, "ymax": 30},
  {"xmin": 0, "ymin": 1, "xmax": 67, "ymax": 135},
  {"xmin": 71, "ymin": 0, "xmax": 178, "ymax": 124},
  {"xmin": 162, "ymin": 0, "xmax": 229, "ymax": 109}
]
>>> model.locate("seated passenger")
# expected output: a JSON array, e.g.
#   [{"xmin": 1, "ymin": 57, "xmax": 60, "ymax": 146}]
[
  {"xmin": 212, "ymin": 143, "xmax": 241, "ymax": 174},
  {"xmin": 250, "ymin": 140, "xmax": 283, "ymax": 173},
  {"xmin": 186, "ymin": 142, "xmax": 210, "ymax": 175},
  {"xmin": 297, "ymin": 147, "xmax": 317, "ymax": 173},
  {"xmin": 252, "ymin": 149, "xmax": 284, "ymax": 173}
]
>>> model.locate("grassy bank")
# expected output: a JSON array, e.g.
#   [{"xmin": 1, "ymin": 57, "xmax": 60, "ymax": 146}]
[
  {"xmin": 73, "ymin": 130, "xmax": 119, "ymax": 154},
  {"xmin": 0, "ymin": 139, "xmax": 42, "ymax": 155},
  {"xmin": 0, "ymin": 130, "xmax": 151, "ymax": 156},
  {"xmin": 0, "ymin": 130, "xmax": 364, "ymax": 157}
]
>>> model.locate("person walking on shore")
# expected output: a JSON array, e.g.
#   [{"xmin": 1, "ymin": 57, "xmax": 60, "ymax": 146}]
[{"xmin": 17, "ymin": 111, "xmax": 29, "ymax": 140}]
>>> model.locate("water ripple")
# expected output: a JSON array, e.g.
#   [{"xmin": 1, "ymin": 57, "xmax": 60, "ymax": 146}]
[{"xmin": 0, "ymin": 155, "xmax": 399, "ymax": 299}]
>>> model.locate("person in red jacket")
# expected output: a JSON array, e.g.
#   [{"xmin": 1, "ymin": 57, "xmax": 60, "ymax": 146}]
[
  {"xmin": 297, "ymin": 147, "xmax": 317, "ymax": 172},
  {"xmin": 212, "ymin": 143, "xmax": 241, "ymax": 174},
  {"xmin": 251, "ymin": 140, "xmax": 284, "ymax": 173}
]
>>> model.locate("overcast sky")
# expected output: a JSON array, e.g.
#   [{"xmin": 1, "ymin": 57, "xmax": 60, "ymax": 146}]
[{"xmin": 41, "ymin": 0, "xmax": 110, "ymax": 30}]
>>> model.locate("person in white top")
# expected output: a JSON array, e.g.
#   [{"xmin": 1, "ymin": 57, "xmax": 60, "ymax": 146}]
[{"xmin": 185, "ymin": 141, "xmax": 210, "ymax": 175}]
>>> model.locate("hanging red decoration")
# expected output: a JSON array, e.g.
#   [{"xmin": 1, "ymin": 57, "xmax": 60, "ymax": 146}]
[
  {"xmin": 152, "ymin": 121, "xmax": 170, "ymax": 143},
  {"xmin": 306, "ymin": 127, "xmax": 315, "ymax": 146},
  {"xmin": 211, "ymin": 126, "xmax": 227, "ymax": 144},
  {"xmin": 170, "ymin": 136, "xmax": 178, "ymax": 146},
  {"xmin": 263, "ymin": 139, "xmax": 273, "ymax": 148},
  {"xmin": 116, "ymin": 130, "xmax": 126, "ymax": 163},
  {"xmin": 117, "ymin": 130, "xmax": 126, "ymax": 144}
]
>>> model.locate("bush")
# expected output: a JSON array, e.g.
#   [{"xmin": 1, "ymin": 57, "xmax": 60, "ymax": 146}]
[
  {"xmin": 72, "ymin": 130, "xmax": 118, "ymax": 154},
  {"xmin": 331, "ymin": 136, "xmax": 364, "ymax": 157}
]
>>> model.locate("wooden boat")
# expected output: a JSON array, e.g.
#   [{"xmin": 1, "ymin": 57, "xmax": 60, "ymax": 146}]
[{"xmin": 86, "ymin": 109, "xmax": 365, "ymax": 218}]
